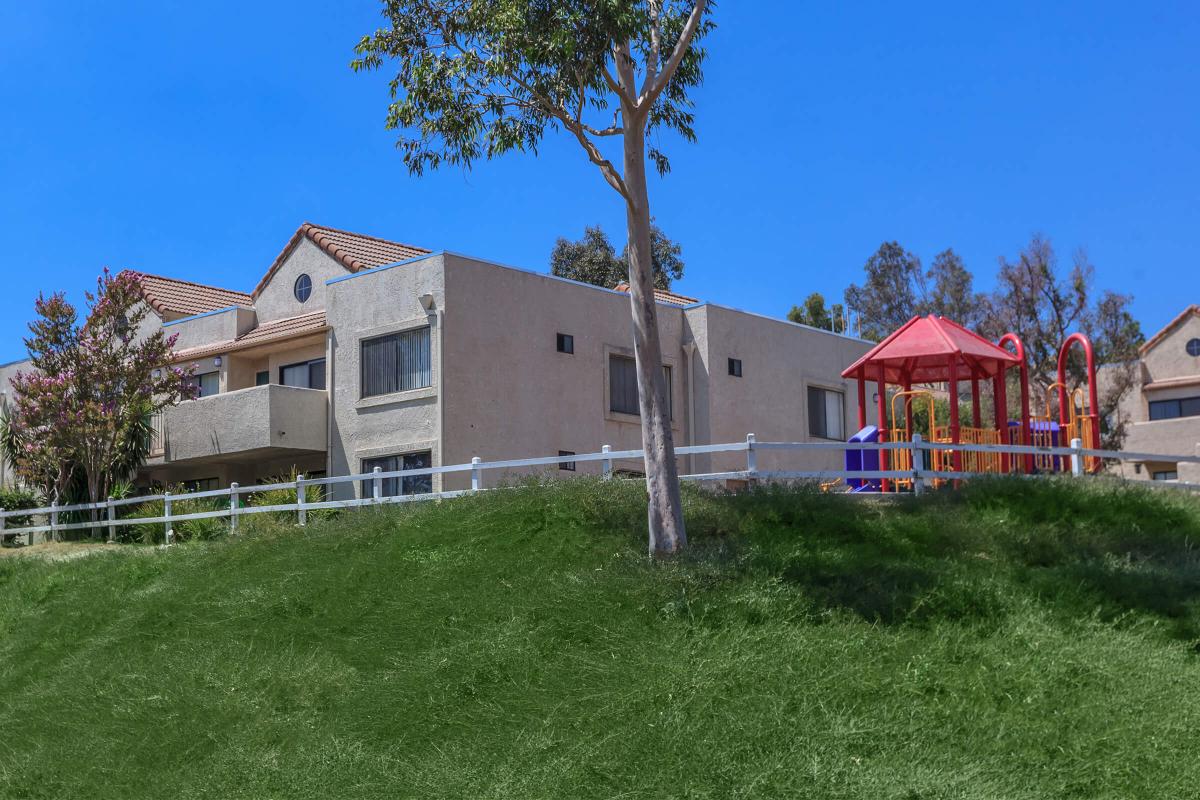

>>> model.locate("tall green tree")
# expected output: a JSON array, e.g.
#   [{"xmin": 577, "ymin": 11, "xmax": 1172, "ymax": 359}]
[
  {"xmin": 981, "ymin": 236, "xmax": 1144, "ymax": 448},
  {"xmin": 787, "ymin": 292, "xmax": 846, "ymax": 333},
  {"xmin": 844, "ymin": 244, "xmax": 987, "ymax": 339},
  {"xmin": 353, "ymin": 0, "xmax": 714, "ymax": 555},
  {"xmin": 550, "ymin": 222, "xmax": 684, "ymax": 290},
  {"xmin": 844, "ymin": 242, "xmax": 923, "ymax": 341},
  {"xmin": 920, "ymin": 248, "xmax": 985, "ymax": 329}
]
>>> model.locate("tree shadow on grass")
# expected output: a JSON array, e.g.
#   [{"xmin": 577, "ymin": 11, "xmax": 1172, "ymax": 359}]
[{"xmin": 687, "ymin": 479, "xmax": 1200, "ymax": 640}]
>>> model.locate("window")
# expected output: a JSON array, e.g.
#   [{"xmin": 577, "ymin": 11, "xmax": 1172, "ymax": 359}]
[
  {"xmin": 294, "ymin": 274, "xmax": 312, "ymax": 303},
  {"xmin": 280, "ymin": 358, "xmax": 326, "ymax": 390},
  {"xmin": 1187, "ymin": 338, "xmax": 1200, "ymax": 357},
  {"xmin": 557, "ymin": 333, "xmax": 574, "ymax": 354},
  {"xmin": 1148, "ymin": 396, "xmax": 1200, "ymax": 421},
  {"xmin": 558, "ymin": 451, "xmax": 576, "ymax": 471},
  {"xmin": 361, "ymin": 451, "xmax": 433, "ymax": 498},
  {"xmin": 728, "ymin": 358, "xmax": 742, "ymax": 377},
  {"xmin": 807, "ymin": 386, "xmax": 845, "ymax": 440},
  {"xmin": 182, "ymin": 477, "xmax": 219, "ymax": 493},
  {"xmin": 608, "ymin": 355, "xmax": 671, "ymax": 418},
  {"xmin": 255, "ymin": 370, "xmax": 270, "ymax": 387},
  {"xmin": 1152, "ymin": 470, "xmax": 1178, "ymax": 482},
  {"xmin": 185, "ymin": 371, "xmax": 220, "ymax": 398},
  {"xmin": 361, "ymin": 326, "xmax": 432, "ymax": 398}
]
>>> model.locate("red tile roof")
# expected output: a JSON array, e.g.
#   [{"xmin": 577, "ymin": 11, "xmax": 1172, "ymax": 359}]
[
  {"xmin": 252, "ymin": 222, "xmax": 430, "ymax": 297},
  {"xmin": 125, "ymin": 271, "xmax": 252, "ymax": 318},
  {"xmin": 172, "ymin": 311, "xmax": 328, "ymax": 362},
  {"xmin": 612, "ymin": 283, "xmax": 699, "ymax": 307}
]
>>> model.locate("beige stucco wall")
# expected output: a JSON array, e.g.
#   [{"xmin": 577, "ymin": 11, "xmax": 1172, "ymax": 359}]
[
  {"xmin": 0, "ymin": 359, "xmax": 30, "ymax": 489},
  {"xmin": 440, "ymin": 254, "xmax": 690, "ymax": 490},
  {"xmin": 253, "ymin": 238, "xmax": 347, "ymax": 323},
  {"xmin": 164, "ymin": 306, "xmax": 255, "ymax": 352},
  {"xmin": 688, "ymin": 305, "xmax": 874, "ymax": 476},
  {"xmin": 325, "ymin": 253, "xmax": 445, "ymax": 497}
]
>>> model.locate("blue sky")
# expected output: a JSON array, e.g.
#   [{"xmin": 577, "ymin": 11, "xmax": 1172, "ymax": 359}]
[{"xmin": 1, "ymin": 1, "xmax": 1197, "ymax": 363}]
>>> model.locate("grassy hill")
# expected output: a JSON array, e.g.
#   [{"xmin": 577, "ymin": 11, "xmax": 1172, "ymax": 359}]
[{"xmin": 1, "ymin": 478, "xmax": 1199, "ymax": 799}]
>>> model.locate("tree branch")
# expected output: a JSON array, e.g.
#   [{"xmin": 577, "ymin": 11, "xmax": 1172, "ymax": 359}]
[{"xmin": 640, "ymin": 0, "xmax": 708, "ymax": 107}]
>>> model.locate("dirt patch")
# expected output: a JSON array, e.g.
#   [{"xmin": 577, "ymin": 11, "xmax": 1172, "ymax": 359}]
[{"xmin": 0, "ymin": 541, "xmax": 125, "ymax": 562}]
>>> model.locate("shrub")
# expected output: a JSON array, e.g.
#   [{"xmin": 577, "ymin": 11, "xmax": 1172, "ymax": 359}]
[
  {"xmin": 0, "ymin": 486, "xmax": 42, "ymax": 544},
  {"xmin": 118, "ymin": 487, "xmax": 229, "ymax": 545}
]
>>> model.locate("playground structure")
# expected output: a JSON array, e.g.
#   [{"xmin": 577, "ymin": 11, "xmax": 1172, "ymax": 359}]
[{"xmin": 840, "ymin": 315, "xmax": 1101, "ymax": 492}]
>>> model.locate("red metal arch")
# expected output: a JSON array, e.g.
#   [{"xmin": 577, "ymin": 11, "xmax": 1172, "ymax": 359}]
[
  {"xmin": 998, "ymin": 333, "xmax": 1032, "ymax": 474},
  {"xmin": 1056, "ymin": 332, "xmax": 1101, "ymax": 455}
]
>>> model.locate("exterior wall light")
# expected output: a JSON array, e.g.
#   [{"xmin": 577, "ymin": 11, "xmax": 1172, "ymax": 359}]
[{"xmin": 213, "ymin": 356, "xmax": 223, "ymax": 367}]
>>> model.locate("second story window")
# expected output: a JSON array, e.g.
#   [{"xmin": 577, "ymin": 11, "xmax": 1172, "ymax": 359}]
[
  {"xmin": 557, "ymin": 333, "xmax": 574, "ymax": 354},
  {"xmin": 728, "ymin": 358, "xmax": 743, "ymax": 377},
  {"xmin": 1149, "ymin": 395, "xmax": 1200, "ymax": 421},
  {"xmin": 280, "ymin": 358, "xmax": 326, "ymax": 390},
  {"xmin": 361, "ymin": 326, "xmax": 432, "ymax": 398},
  {"xmin": 609, "ymin": 355, "xmax": 671, "ymax": 418},
  {"xmin": 185, "ymin": 371, "xmax": 220, "ymax": 398}
]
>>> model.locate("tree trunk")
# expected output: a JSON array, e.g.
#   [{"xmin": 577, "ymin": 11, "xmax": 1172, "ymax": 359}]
[{"xmin": 622, "ymin": 123, "xmax": 687, "ymax": 555}]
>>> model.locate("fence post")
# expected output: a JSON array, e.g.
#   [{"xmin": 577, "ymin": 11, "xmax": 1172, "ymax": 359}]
[
  {"xmin": 601, "ymin": 445, "xmax": 613, "ymax": 480},
  {"xmin": 746, "ymin": 433, "xmax": 757, "ymax": 478},
  {"xmin": 0, "ymin": 508, "xmax": 5, "ymax": 548},
  {"xmin": 471, "ymin": 457, "xmax": 483, "ymax": 492},
  {"xmin": 50, "ymin": 498, "xmax": 59, "ymax": 544},
  {"xmin": 229, "ymin": 483, "xmax": 239, "ymax": 533},
  {"xmin": 910, "ymin": 433, "xmax": 925, "ymax": 496},
  {"xmin": 163, "ymin": 491, "xmax": 173, "ymax": 546},
  {"xmin": 373, "ymin": 466, "xmax": 383, "ymax": 505},
  {"xmin": 106, "ymin": 498, "xmax": 116, "ymax": 543},
  {"xmin": 297, "ymin": 475, "xmax": 307, "ymax": 527},
  {"xmin": 1070, "ymin": 437, "xmax": 1084, "ymax": 478}
]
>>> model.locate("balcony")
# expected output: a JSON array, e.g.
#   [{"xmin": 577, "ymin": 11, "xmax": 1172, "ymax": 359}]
[
  {"xmin": 1122, "ymin": 416, "xmax": 1200, "ymax": 460},
  {"xmin": 161, "ymin": 384, "xmax": 327, "ymax": 464}
]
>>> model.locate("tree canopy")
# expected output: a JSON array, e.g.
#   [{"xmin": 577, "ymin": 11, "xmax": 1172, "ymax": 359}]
[
  {"xmin": 550, "ymin": 223, "xmax": 684, "ymax": 290},
  {"xmin": 787, "ymin": 292, "xmax": 846, "ymax": 333},
  {"xmin": 2, "ymin": 271, "xmax": 194, "ymax": 510}
]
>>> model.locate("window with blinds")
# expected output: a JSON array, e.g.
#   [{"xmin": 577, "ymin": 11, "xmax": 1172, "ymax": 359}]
[
  {"xmin": 807, "ymin": 386, "xmax": 845, "ymax": 440},
  {"xmin": 360, "ymin": 326, "xmax": 432, "ymax": 398},
  {"xmin": 361, "ymin": 451, "xmax": 433, "ymax": 497},
  {"xmin": 609, "ymin": 355, "xmax": 671, "ymax": 418}
]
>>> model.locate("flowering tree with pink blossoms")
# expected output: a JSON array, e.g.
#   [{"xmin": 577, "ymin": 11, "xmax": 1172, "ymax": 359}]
[{"xmin": 4, "ymin": 271, "xmax": 195, "ymax": 519}]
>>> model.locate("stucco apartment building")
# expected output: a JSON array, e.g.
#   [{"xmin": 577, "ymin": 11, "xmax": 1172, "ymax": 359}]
[
  {"xmin": 0, "ymin": 223, "xmax": 874, "ymax": 498},
  {"xmin": 1115, "ymin": 305, "xmax": 1200, "ymax": 483}
]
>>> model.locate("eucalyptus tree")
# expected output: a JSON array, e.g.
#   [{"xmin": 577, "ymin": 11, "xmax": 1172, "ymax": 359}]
[{"xmin": 353, "ymin": 0, "xmax": 714, "ymax": 554}]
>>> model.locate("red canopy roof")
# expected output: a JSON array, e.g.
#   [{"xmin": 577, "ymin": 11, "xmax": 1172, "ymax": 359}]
[{"xmin": 841, "ymin": 315, "xmax": 1020, "ymax": 384}]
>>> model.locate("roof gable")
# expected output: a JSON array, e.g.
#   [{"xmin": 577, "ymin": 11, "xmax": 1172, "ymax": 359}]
[
  {"xmin": 252, "ymin": 223, "xmax": 430, "ymax": 298},
  {"xmin": 1141, "ymin": 305, "xmax": 1200, "ymax": 356}
]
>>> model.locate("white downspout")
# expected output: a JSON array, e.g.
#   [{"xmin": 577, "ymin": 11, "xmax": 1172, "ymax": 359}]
[
  {"xmin": 435, "ymin": 307, "xmax": 445, "ymax": 492},
  {"xmin": 684, "ymin": 342, "xmax": 697, "ymax": 475},
  {"xmin": 420, "ymin": 293, "xmax": 445, "ymax": 493}
]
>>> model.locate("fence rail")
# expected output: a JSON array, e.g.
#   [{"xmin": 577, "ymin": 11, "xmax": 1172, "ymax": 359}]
[{"xmin": 2, "ymin": 435, "xmax": 1198, "ymax": 545}]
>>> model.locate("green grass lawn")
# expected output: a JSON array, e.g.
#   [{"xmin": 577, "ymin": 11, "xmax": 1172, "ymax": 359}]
[{"xmin": 1, "ymin": 477, "xmax": 1199, "ymax": 799}]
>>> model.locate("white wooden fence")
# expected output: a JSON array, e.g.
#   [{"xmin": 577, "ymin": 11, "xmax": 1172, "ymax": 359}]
[{"xmin": 1, "ymin": 435, "xmax": 1198, "ymax": 546}]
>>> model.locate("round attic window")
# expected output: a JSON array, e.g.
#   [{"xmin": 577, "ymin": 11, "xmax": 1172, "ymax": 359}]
[
  {"xmin": 294, "ymin": 274, "xmax": 312, "ymax": 303},
  {"xmin": 1187, "ymin": 338, "xmax": 1200, "ymax": 357}
]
